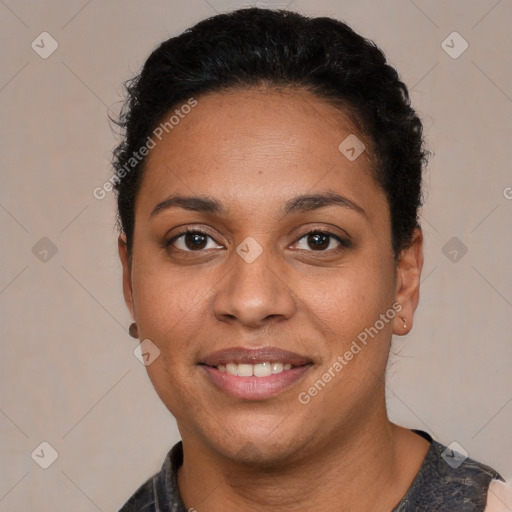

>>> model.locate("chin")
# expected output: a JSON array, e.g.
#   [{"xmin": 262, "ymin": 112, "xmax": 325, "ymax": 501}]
[
  {"xmin": 204, "ymin": 422, "xmax": 309, "ymax": 469},
  {"xmin": 221, "ymin": 439, "xmax": 296, "ymax": 468}
]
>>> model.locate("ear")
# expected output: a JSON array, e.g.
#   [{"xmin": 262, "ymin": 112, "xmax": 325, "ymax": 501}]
[
  {"xmin": 118, "ymin": 234, "xmax": 135, "ymax": 319},
  {"xmin": 393, "ymin": 227, "xmax": 424, "ymax": 336}
]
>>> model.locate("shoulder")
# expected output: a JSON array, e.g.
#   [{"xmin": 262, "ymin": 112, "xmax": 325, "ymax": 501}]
[
  {"xmin": 117, "ymin": 474, "xmax": 157, "ymax": 512},
  {"xmin": 484, "ymin": 479, "xmax": 512, "ymax": 512},
  {"xmin": 117, "ymin": 441, "xmax": 185, "ymax": 512},
  {"xmin": 394, "ymin": 435, "xmax": 505, "ymax": 511},
  {"xmin": 422, "ymin": 439, "xmax": 503, "ymax": 505}
]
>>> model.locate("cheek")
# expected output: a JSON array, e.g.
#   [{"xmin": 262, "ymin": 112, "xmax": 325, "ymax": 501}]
[
  {"xmin": 131, "ymin": 262, "xmax": 206, "ymax": 416},
  {"xmin": 302, "ymin": 259, "xmax": 394, "ymax": 343},
  {"xmin": 130, "ymin": 269, "xmax": 206, "ymax": 415},
  {"xmin": 131, "ymin": 257, "xmax": 204, "ymax": 340}
]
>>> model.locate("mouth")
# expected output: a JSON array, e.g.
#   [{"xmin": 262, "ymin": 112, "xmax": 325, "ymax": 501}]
[
  {"xmin": 215, "ymin": 361, "xmax": 295, "ymax": 376},
  {"xmin": 199, "ymin": 346, "xmax": 313, "ymax": 400}
]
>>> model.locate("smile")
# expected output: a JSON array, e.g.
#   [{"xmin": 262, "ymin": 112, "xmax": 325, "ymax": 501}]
[
  {"xmin": 199, "ymin": 346, "xmax": 313, "ymax": 400},
  {"xmin": 216, "ymin": 362, "xmax": 293, "ymax": 377}
]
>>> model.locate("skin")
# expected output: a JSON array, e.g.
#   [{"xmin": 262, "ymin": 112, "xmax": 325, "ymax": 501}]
[{"xmin": 118, "ymin": 87, "xmax": 429, "ymax": 511}]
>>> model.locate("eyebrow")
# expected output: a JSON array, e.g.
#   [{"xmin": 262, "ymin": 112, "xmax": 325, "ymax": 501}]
[{"xmin": 150, "ymin": 192, "xmax": 367, "ymax": 218}]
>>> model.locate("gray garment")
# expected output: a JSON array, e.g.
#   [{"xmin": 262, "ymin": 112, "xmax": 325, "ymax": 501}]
[{"xmin": 118, "ymin": 430, "xmax": 504, "ymax": 511}]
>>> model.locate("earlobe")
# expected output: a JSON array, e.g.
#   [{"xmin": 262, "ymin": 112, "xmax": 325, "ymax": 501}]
[
  {"xmin": 393, "ymin": 227, "xmax": 424, "ymax": 336},
  {"xmin": 118, "ymin": 234, "xmax": 135, "ymax": 319}
]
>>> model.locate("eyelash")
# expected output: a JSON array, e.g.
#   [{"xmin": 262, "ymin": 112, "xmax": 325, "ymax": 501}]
[{"xmin": 165, "ymin": 227, "xmax": 351, "ymax": 253}]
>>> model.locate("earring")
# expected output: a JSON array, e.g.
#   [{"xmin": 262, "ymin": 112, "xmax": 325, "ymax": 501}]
[
  {"xmin": 401, "ymin": 316, "xmax": 407, "ymax": 329},
  {"xmin": 129, "ymin": 322, "xmax": 139, "ymax": 338}
]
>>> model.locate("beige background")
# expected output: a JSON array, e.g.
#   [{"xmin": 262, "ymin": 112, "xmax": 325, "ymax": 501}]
[{"xmin": 1, "ymin": 0, "xmax": 511, "ymax": 510}]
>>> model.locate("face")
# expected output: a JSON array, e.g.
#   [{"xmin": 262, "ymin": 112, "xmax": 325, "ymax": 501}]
[{"xmin": 119, "ymin": 87, "xmax": 423, "ymax": 465}]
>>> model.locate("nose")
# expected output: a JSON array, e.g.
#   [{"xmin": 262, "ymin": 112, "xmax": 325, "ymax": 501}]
[{"xmin": 212, "ymin": 241, "xmax": 297, "ymax": 329}]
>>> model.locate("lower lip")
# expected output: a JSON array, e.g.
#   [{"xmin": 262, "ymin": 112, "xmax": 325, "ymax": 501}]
[{"xmin": 200, "ymin": 364, "xmax": 312, "ymax": 400}]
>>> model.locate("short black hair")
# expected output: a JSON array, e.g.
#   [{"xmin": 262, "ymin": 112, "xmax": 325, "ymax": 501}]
[{"xmin": 111, "ymin": 7, "xmax": 429, "ymax": 260}]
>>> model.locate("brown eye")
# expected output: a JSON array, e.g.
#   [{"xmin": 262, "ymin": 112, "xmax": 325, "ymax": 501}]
[
  {"xmin": 307, "ymin": 232, "xmax": 330, "ymax": 250},
  {"xmin": 293, "ymin": 230, "xmax": 350, "ymax": 252},
  {"xmin": 167, "ymin": 230, "xmax": 223, "ymax": 252}
]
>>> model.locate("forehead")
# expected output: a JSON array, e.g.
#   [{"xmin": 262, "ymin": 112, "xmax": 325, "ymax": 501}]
[{"xmin": 136, "ymin": 87, "xmax": 386, "ymax": 220}]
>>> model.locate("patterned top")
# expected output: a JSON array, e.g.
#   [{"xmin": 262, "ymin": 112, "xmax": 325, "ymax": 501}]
[{"xmin": 118, "ymin": 429, "xmax": 505, "ymax": 511}]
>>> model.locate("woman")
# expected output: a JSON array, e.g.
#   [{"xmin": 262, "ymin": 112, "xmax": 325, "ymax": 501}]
[{"xmin": 112, "ymin": 7, "xmax": 511, "ymax": 511}]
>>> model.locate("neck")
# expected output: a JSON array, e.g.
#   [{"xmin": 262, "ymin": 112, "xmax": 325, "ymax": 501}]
[{"xmin": 177, "ymin": 410, "xmax": 428, "ymax": 512}]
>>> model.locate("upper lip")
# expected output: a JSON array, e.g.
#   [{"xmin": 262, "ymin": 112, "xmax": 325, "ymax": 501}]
[{"xmin": 200, "ymin": 347, "xmax": 312, "ymax": 367}]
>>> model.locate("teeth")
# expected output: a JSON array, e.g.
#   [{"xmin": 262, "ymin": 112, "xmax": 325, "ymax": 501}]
[
  {"xmin": 237, "ymin": 364, "xmax": 253, "ymax": 377},
  {"xmin": 216, "ymin": 361, "xmax": 295, "ymax": 377},
  {"xmin": 271, "ymin": 362, "xmax": 283, "ymax": 373},
  {"xmin": 254, "ymin": 362, "xmax": 271, "ymax": 377}
]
